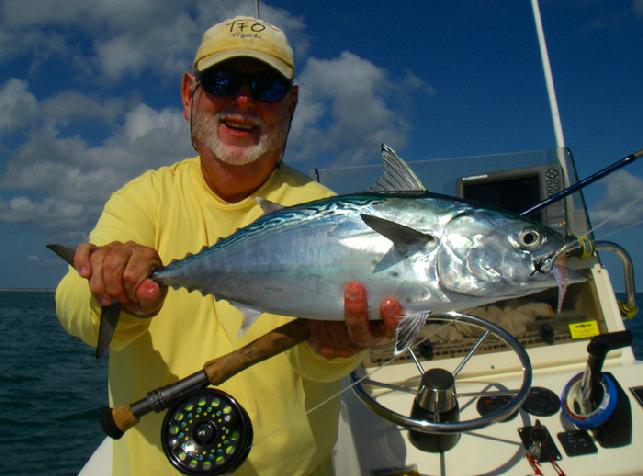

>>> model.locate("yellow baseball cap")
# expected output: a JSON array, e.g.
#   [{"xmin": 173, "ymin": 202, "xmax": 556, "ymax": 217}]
[{"xmin": 194, "ymin": 16, "xmax": 294, "ymax": 79}]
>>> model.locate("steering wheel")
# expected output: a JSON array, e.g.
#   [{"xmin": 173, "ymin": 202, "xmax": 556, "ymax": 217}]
[{"xmin": 349, "ymin": 312, "xmax": 532, "ymax": 434}]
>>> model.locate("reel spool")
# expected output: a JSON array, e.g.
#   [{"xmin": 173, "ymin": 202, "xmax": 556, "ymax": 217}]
[{"xmin": 161, "ymin": 388, "xmax": 253, "ymax": 475}]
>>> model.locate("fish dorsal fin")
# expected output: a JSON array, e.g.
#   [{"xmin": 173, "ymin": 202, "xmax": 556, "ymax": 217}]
[
  {"xmin": 255, "ymin": 197, "xmax": 285, "ymax": 215},
  {"xmin": 367, "ymin": 144, "xmax": 427, "ymax": 192},
  {"xmin": 361, "ymin": 214, "xmax": 435, "ymax": 255}
]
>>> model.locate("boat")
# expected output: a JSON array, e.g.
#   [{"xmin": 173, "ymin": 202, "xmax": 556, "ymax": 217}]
[{"xmin": 322, "ymin": 146, "xmax": 643, "ymax": 476}]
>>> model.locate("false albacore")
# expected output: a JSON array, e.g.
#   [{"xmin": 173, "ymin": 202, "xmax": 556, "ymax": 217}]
[
  {"xmin": 48, "ymin": 145, "xmax": 583, "ymax": 355},
  {"xmin": 150, "ymin": 145, "xmax": 583, "ymax": 352}
]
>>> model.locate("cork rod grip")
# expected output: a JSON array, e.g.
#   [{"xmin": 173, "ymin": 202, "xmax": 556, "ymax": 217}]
[{"xmin": 204, "ymin": 318, "xmax": 310, "ymax": 384}]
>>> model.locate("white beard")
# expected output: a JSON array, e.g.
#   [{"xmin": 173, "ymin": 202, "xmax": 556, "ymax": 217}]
[{"xmin": 192, "ymin": 112, "xmax": 289, "ymax": 166}]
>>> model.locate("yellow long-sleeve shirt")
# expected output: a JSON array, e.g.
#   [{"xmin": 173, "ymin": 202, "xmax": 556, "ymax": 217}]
[{"xmin": 55, "ymin": 157, "xmax": 362, "ymax": 475}]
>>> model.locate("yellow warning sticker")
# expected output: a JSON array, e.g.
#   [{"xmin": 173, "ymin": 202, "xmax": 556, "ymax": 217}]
[{"xmin": 569, "ymin": 321, "xmax": 600, "ymax": 339}]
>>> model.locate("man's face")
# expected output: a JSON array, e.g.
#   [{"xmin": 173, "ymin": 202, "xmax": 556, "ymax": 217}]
[{"xmin": 190, "ymin": 58, "xmax": 297, "ymax": 166}]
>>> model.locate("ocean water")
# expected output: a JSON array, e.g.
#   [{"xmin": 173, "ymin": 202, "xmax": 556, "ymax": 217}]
[
  {"xmin": 0, "ymin": 291, "xmax": 106, "ymax": 476},
  {"xmin": 0, "ymin": 290, "xmax": 642, "ymax": 476}
]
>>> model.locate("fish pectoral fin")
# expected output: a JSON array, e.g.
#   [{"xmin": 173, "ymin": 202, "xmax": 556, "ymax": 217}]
[
  {"xmin": 395, "ymin": 311, "xmax": 431, "ymax": 354},
  {"xmin": 367, "ymin": 144, "xmax": 427, "ymax": 192},
  {"xmin": 255, "ymin": 197, "xmax": 284, "ymax": 215},
  {"xmin": 231, "ymin": 302, "xmax": 263, "ymax": 335},
  {"xmin": 361, "ymin": 214, "xmax": 436, "ymax": 255},
  {"xmin": 372, "ymin": 246, "xmax": 405, "ymax": 272}
]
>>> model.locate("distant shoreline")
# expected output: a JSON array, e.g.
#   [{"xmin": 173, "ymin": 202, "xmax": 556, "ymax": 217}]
[{"xmin": 0, "ymin": 288, "xmax": 55, "ymax": 293}]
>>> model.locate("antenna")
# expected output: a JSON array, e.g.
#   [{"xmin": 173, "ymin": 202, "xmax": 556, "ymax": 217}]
[
  {"xmin": 256, "ymin": 0, "xmax": 261, "ymax": 19},
  {"xmin": 530, "ymin": 0, "xmax": 564, "ymax": 149}
]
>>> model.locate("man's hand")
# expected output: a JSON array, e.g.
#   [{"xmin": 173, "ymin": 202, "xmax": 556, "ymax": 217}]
[
  {"xmin": 308, "ymin": 281, "xmax": 402, "ymax": 359},
  {"xmin": 74, "ymin": 241, "xmax": 167, "ymax": 316}
]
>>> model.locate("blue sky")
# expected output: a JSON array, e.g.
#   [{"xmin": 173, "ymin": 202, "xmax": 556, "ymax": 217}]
[{"xmin": 0, "ymin": 0, "xmax": 641, "ymax": 290}]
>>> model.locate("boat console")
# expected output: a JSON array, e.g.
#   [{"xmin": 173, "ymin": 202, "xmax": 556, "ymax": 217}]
[{"xmin": 315, "ymin": 148, "xmax": 643, "ymax": 475}]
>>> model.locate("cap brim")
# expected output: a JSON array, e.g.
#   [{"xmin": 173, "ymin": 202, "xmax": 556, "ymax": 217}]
[{"xmin": 195, "ymin": 49, "xmax": 293, "ymax": 79}]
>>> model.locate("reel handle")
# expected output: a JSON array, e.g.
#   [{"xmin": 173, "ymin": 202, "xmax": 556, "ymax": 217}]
[{"xmin": 102, "ymin": 318, "xmax": 311, "ymax": 439}]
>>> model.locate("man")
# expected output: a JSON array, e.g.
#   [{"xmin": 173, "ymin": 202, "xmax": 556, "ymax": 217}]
[{"xmin": 55, "ymin": 16, "xmax": 399, "ymax": 475}]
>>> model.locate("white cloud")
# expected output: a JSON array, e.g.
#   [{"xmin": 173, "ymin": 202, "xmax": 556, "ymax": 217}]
[
  {"xmin": 0, "ymin": 195, "xmax": 80, "ymax": 224},
  {"xmin": 41, "ymin": 90, "xmax": 124, "ymax": 129},
  {"xmin": 122, "ymin": 104, "xmax": 181, "ymax": 142},
  {"xmin": 0, "ymin": 0, "xmax": 87, "ymax": 26},
  {"xmin": 290, "ymin": 51, "xmax": 411, "ymax": 166},
  {"xmin": 590, "ymin": 170, "xmax": 643, "ymax": 231},
  {"xmin": 101, "ymin": 103, "xmax": 190, "ymax": 171},
  {"xmin": 0, "ymin": 79, "xmax": 39, "ymax": 133},
  {"xmin": 634, "ymin": 0, "xmax": 643, "ymax": 17},
  {"xmin": 0, "ymin": 0, "xmax": 183, "ymax": 28},
  {"xmin": 0, "ymin": 0, "xmax": 307, "ymax": 82},
  {"xmin": 95, "ymin": 36, "xmax": 147, "ymax": 81},
  {"xmin": 0, "ymin": 91, "xmax": 191, "ymax": 232}
]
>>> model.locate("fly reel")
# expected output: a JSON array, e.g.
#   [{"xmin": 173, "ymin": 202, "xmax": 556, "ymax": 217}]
[{"xmin": 161, "ymin": 388, "xmax": 253, "ymax": 475}]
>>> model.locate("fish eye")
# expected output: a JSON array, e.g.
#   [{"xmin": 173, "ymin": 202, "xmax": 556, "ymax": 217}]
[{"xmin": 518, "ymin": 228, "xmax": 543, "ymax": 249}]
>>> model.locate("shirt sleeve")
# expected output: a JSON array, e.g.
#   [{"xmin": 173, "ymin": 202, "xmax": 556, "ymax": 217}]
[{"xmin": 54, "ymin": 173, "xmax": 160, "ymax": 351}]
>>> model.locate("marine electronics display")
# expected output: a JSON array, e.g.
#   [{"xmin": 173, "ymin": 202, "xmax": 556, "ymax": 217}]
[{"xmin": 456, "ymin": 164, "xmax": 566, "ymax": 233}]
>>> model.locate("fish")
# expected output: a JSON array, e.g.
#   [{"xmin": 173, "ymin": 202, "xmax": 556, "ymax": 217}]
[
  {"xmin": 49, "ymin": 145, "xmax": 584, "ymax": 355},
  {"xmin": 149, "ymin": 145, "xmax": 584, "ymax": 353}
]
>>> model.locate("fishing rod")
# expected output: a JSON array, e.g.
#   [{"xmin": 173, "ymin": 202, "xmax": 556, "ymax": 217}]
[
  {"xmin": 521, "ymin": 147, "xmax": 643, "ymax": 217},
  {"xmin": 102, "ymin": 318, "xmax": 310, "ymax": 439}
]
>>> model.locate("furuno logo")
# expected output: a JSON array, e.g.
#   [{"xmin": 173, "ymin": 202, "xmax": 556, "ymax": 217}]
[{"xmin": 462, "ymin": 174, "xmax": 488, "ymax": 181}]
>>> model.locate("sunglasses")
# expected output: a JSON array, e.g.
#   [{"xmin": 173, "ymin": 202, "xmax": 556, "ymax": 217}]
[{"xmin": 197, "ymin": 69, "xmax": 293, "ymax": 103}]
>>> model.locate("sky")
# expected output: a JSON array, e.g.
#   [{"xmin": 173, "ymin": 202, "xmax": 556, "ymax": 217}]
[{"xmin": 0, "ymin": 0, "xmax": 641, "ymax": 291}]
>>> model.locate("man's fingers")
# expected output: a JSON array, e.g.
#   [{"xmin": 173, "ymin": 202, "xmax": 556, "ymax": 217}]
[
  {"xmin": 121, "ymin": 245, "xmax": 161, "ymax": 303},
  {"xmin": 313, "ymin": 283, "xmax": 403, "ymax": 359},
  {"xmin": 72, "ymin": 241, "xmax": 166, "ymax": 315},
  {"xmin": 308, "ymin": 321, "xmax": 356, "ymax": 359},
  {"xmin": 380, "ymin": 295, "xmax": 403, "ymax": 339},
  {"xmin": 74, "ymin": 243, "xmax": 96, "ymax": 278},
  {"xmin": 132, "ymin": 279, "xmax": 165, "ymax": 316},
  {"xmin": 87, "ymin": 254, "xmax": 111, "ymax": 305},
  {"xmin": 344, "ymin": 281, "xmax": 367, "ymax": 318},
  {"xmin": 102, "ymin": 247, "xmax": 132, "ymax": 305},
  {"xmin": 136, "ymin": 279, "xmax": 161, "ymax": 301},
  {"xmin": 344, "ymin": 281, "xmax": 374, "ymax": 349}
]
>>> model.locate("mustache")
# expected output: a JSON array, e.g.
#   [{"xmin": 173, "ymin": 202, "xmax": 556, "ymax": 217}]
[{"xmin": 214, "ymin": 112, "xmax": 263, "ymax": 130}]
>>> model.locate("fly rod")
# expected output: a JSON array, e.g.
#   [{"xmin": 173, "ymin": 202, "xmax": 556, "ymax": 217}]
[{"xmin": 521, "ymin": 147, "xmax": 642, "ymax": 217}]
